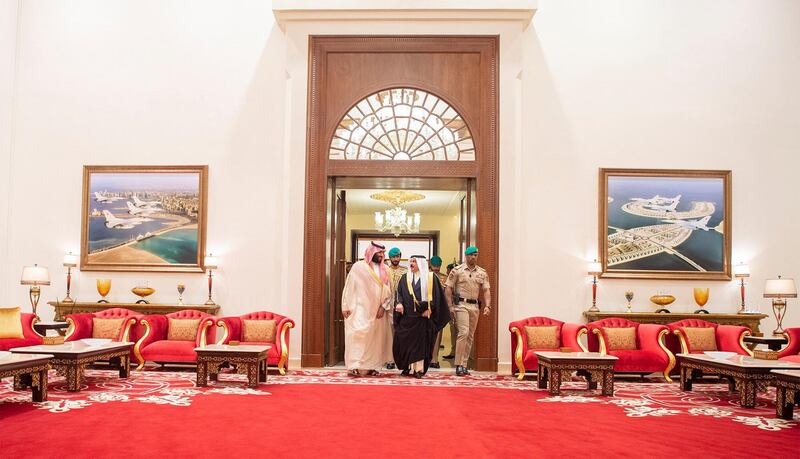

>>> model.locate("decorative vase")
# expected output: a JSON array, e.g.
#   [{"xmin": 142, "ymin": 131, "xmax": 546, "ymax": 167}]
[
  {"xmin": 96, "ymin": 279, "xmax": 112, "ymax": 303},
  {"xmin": 131, "ymin": 285, "xmax": 156, "ymax": 304},
  {"xmin": 177, "ymin": 283, "xmax": 185, "ymax": 305},
  {"xmin": 693, "ymin": 287, "xmax": 710, "ymax": 314},
  {"xmin": 624, "ymin": 291, "xmax": 634, "ymax": 313}
]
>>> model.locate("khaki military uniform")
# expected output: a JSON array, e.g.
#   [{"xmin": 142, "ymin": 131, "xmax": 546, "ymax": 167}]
[
  {"xmin": 385, "ymin": 265, "xmax": 407, "ymax": 364},
  {"xmin": 446, "ymin": 264, "xmax": 490, "ymax": 367}
]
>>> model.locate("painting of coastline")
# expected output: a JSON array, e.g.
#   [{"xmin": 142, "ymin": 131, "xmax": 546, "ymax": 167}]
[
  {"xmin": 599, "ymin": 169, "xmax": 731, "ymax": 280},
  {"xmin": 81, "ymin": 166, "xmax": 208, "ymax": 272}
]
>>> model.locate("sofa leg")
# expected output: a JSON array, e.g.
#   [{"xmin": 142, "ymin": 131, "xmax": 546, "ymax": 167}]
[{"xmin": 663, "ymin": 370, "xmax": 673, "ymax": 383}]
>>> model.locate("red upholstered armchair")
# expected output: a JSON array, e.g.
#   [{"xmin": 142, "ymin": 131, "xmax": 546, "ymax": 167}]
[
  {"xmin": 134, "ymin": 310, "xmax": 216, "ymax": 370},
  {"xmin": 509, "ymin": 317, "xmax": 587, "ymax": 380},
  {"xmin": 0, "ymin": 312, "xmax": 44, "ymax": 351},
  {"xmin": 667, "ymin": 319, "xmax": 752, "ymax": 357},
  {"xmin": 217, "ymin": 311, "xmax": 295, "ymax": 375},
  {"xmin": 587, "ymin": 318, "xmax": 675, "ymax": 382},
  {"xmin": 778, "ymin": 328, "xmax": 800, "ymax": 363},
  {"xmin": 65, "ymin": 308, "xmax": 143, "ymax": 362}
]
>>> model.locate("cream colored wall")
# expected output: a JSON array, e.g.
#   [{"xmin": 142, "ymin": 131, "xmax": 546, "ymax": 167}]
[
  {"xmin": 345, "ymin": 213, "xmax": 461, "ymax": 266},
  {"xmin": 0, "ymin": 0, "xmax": 19, "ymax": 303},
  {"xmin": 2, "ymin": 1, "xmax": 799, "ymax": 373}
]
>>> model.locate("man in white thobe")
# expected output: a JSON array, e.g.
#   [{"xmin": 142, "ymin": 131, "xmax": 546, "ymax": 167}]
[{"xmin": 341, "ymin": 241, "xmax": 392, "ymax": 376}]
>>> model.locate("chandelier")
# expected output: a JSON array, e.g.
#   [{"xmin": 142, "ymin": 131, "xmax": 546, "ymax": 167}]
[{"xmin": 371, "ymin": 190, "xmax": 424, "ymax": 236}]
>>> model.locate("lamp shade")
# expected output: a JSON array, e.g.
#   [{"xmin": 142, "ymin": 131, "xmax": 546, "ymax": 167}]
[
  {"xmin": 21, "ymin": 265, "xmax": 50, "ymax": 285},
  {"xmin": 204, "ymin": 255, "xmax": 218, "ymax": 270},
  {"xmin": 733, "ymin": 263, "xmax": 750, "ymax": 278},
  {"xmin": 764, "ymin": 277, "xmax": 797, "ymax": 298},
  {"xmin": 588, "ymin": 260, "xmax": 602, "ymax": 275},
  {"xmin": 63, "ymin": 253, "xmax": 78, "ymax": 267}
]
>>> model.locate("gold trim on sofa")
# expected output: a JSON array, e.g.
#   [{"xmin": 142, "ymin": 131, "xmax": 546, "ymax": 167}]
[
  {"xmin": 592, "ymin": 328, "xmax": 607, "ymax": 354},
  {"xmin": 658, "ymin": 329, "xmax": 675, "ymax": 383},
  {"xmin": 740, "ymin": 330, "xmax": 754, "ymax": 356},
  {"xmin": 216, "ymin": 320, "xmax": 229, "ymax": 345},
  {"xmin": 31, "ymin": 316, "xmax": 46, "ymax": 339},
  {"xmin": 278, "ymin": 322, "xmax": 294, "ymax": 375},
  {"xmin": 134, "ymin": 319, "xmax": 151, "ymax": 371},
  {"xmin": 577, "ymin": 328, "xmax": 589, "ymax": 352},
  {"xmin": 510, "ymin": 326, "xmax": 525, "ymax": 381}
]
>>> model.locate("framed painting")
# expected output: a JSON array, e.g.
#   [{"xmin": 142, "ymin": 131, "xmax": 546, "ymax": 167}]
[
  {"xmin": 599, "ymin": 168, "xmax": 731, "ymax": 280},
  {"xmin": 80, "ymin": 165, "xmax": 208, "ymax": 272}
]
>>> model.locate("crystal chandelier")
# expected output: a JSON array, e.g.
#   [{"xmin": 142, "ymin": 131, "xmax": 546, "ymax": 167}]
[{"xmin": 371, "ymin": 191, "xmax": 424, "ymax": 236}]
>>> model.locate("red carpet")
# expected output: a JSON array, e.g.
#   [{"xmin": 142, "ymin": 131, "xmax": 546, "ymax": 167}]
[{"xmin": 1, "ymin": 369, "xmax": 797, "ymax": 458}]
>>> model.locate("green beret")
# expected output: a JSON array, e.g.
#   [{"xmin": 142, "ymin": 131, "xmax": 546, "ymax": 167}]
[
  {"xmin": 388, "ymin": 247, "xmax": 401, "ymax": 257},
  {"xmin": 430, "ymin": 256, "xmax": 442, "ymax": 266},
  {"xmin": 465, "ymin": 246, "xmax": 478, "ymax": 255}
]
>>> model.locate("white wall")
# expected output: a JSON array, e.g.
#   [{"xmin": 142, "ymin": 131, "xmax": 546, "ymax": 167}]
[{"xmin": 1, "ymin": 0, "xmax": 799, "ymax": 373}]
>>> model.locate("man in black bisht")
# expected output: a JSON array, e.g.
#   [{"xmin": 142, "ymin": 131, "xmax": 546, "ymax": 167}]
[{"xmin": 392, "ymin": 255, "xmax": 451, "ymax": 378}]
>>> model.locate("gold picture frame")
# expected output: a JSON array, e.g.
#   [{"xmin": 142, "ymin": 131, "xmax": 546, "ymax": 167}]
[
  {"xmin": 599, "ymin": 168, "xmax": 731, "ymax": 280},
  {"xmin": 80, "ymin": 165, "xmax": 209, "ymax": 272}
]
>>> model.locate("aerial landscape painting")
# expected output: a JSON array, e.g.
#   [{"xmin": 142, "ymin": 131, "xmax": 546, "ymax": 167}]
[
  {"xmin": 600, "ymin": 169, "xmax": 731, "ymax": 280},
  {"xmin": 81, "ymin": 166, "xmax": 208, "ymax": 272}
]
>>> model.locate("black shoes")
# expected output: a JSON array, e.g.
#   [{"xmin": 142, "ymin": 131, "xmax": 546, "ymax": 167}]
[
  {"xmin": 455, "ymin": 366, "xmax": 471, "ymax": 377},
  {"xmin": 413, "ymin": 371, "xmax": 424, "ymax": 379},
  {"xmin": 386, "ymin": 362, "xmax": 396, "ymax": 370},
  {"xmin": 442, "ymin": 354, "xmax": 455, "ymax": 360},
  {"xmin": 401, "ymin": 369, "xmax": 411, "ymax": 377},
  {"xmin": 429, "ymin": 362, "xmax": 441, "ymax": 369}
]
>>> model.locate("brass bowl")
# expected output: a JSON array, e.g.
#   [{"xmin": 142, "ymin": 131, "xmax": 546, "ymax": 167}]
[
  {"xmin": 131, "ymin": 287, "xmax": 155, "ymax": 303},
  {"xmin": 649, "ymin": 294, "xmax": 676, "ymax": 306}
]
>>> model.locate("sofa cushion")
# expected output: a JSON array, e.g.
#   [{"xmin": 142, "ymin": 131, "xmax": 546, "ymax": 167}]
[
  {"xmin": 604, "ymin": 327, "xmax": 637, "ymax": 350},
  {"xmin": 608, "ymin": 349, "xmax": 666, "ymax": 373},
  {"xmin": 0, "ymin": 307, "xmax": 24, "ymax": 339},
  {"xmin": 524, "ymin": 325, "xmax": 559, "ymax": 349},
  {"xmin": 243, "ymin": 319, "xmax": 277, "ymax": 343},
  {"xmin": 140, "ymin": 340, "xmax": 198, "ymax": 362},
  {"xmin": 92, "ymin": 317, "xmax": 125, "ymax": 339},
  {"xmin": 167, "ymin": 318, "xmax": 200, "ymax": 341},
  {"xmin": 0, "ymin": 337, "xmax": 41, "ymax": 351},
  {"xmin": 682, "ymin": 327, "xmax": 717, "ymax": 352}
]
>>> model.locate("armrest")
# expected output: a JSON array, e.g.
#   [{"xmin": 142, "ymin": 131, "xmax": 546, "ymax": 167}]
[
  {"xmin": 509, "ymin": 326, "xmax": 527, "ymax": 379},
  {"xmin": 138, "ymin": 315, "xmax": 168, "ymax": 348},
  {"xmin": 216, "ymin": 317, "xmax": 243, "ymax": 344},
  {"xmin": 65, "ymin": 313, "xmax": 95, "ymax": 341},
  {"xmin": 716, "ymin": 325, "xmax": 752, "ymax": 355},
  {"xmin": 21, "ymin": 313, "xmax": 44, "ymax": 341},
  {"xmin": 779, "ymin": 328, "xmax": 800, "ymax": 358},
  {"xmin": 196, "ymin": 317, "xmax": 216, "ymax": 347},
  {"xmin": 561, "ymin": 323, "xmax": 588, "ymax": 352}
]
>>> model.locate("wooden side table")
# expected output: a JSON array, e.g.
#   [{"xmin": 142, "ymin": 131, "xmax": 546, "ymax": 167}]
[
  {"xmin": 743, "ymin": 335, "xmax": 788, "ymax": 352},
  {"xmin": 195, "ymin": 345, "xmax": 271, "ymax": 388},
  {"xmin": 772, "ymin": 370, "xmax": 800, "ymax": 420},
  {"xmin": 33, "ymin": 321, "xmax": 69, "ymax": 336},
  {"xmin": 535, "ymin": 352, "xmax": 618, "ymax": 396}
]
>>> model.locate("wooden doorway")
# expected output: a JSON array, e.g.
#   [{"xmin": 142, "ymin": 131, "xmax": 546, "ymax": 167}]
[{"xmin": 302, "ymin": 36, "xmax": 499, "ymax": 371}]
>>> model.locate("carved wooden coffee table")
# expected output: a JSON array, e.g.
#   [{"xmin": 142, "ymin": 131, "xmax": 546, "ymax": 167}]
[
  {"xmin": 0, "ymin": 353, "xmax": 52, "ymax": 402},
  {"xmin": 535, "ymin": 352, "xmax": 618, "ymax": 396},
  {"xmin": 677, "ymin": 353, "xmax": 800, "ymax": 408},
  {"xmin": 772, "ymin": 369, "xmax": 800, "ymax": 420},
  {"xmin": 195, "ymin": 345, "xmax": 271, "ymax": 388},
  {"xmin": 10, "ymin": 342, "xmax": 133, "ymax": 392}
]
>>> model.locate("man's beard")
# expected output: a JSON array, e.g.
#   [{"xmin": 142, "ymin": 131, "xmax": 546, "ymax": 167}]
[
  {"xmin": 371, "ymin": 253, "xmax": 382, "ymax": 263},
  {"xmin": 391, "ymin": 259, "xmax": 400, "ymax": 267}
]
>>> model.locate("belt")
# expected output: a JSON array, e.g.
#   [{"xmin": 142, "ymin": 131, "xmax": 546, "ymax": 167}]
[{"xmin": 460, "ymin": 298, "xmax": 479, "ymax": 304}]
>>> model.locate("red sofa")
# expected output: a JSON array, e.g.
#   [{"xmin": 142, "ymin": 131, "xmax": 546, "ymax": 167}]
[
  {"xmin": 0, "ymin": 312, "xmax": 43, "ymax": 351},
  {"xmin": 508, "ymin": 316, "xmax": 587, "ymax": 380},
  {"xmin": 65, "ymin": 308, "xmax": 143, "ymax": 364},
  {"xmin": 667, "ymin": 319, "xmax": 752, "ymax": 357},
  {"xmin": 134, "ymin": 310, "xmax": 216, "ymax": 370},
  {"xmin": 217, "ymin": 311, "xmax": 295, "ymax": 375},
  {"xmin": 778, "ymin": 327, "xmax": 800, "ymax": 363},
  {"xmin": 587, "ymin": 318, "xmax": 675, "ymax": 382}
]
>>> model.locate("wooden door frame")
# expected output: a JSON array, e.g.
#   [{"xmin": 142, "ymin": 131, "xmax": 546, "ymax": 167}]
[{"xmin": 301, "ymin": 36, "xmax": 499, "ymax": 371}]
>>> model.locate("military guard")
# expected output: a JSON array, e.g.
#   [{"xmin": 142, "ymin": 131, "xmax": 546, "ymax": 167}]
[{"xmin": 445, "ymin": 246, "xmax": 491, "ymax": 376}]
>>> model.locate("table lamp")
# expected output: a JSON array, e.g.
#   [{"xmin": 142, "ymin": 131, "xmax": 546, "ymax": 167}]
[
  {"xmin": 763, "ymin": 276, "xmax": 797, "ymax": 336},
  {"xmin": 733, "ymin": 262, "xmax": 750, "ymax": 313},
  {"xmin": 21, "ymin": 264, "xmax": 51, "ymax": 316},
  {"xmin": 587, "ymin": 260, "xmax": 602, "ymax": 312},
  {"xmin": 62, "ymin": 252, "xmax": 78, "ymax": 303},
  {"xmin": 204, "ymin": 254, "xmax": 219, "ymax": 305}
]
